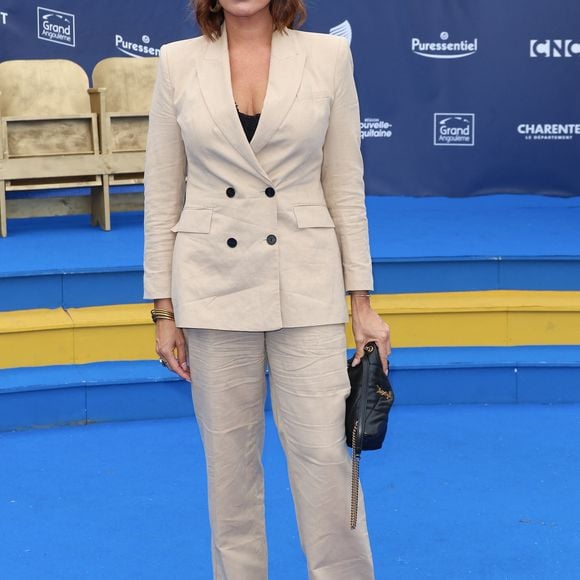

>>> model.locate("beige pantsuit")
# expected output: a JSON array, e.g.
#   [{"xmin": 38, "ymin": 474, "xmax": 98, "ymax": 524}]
[
  {"xmin": 184, "ymin": 323, "xmax": 374, "ymax": 579},
  {"xmin": 143, "ymin": 18, "xmax": 377, "ymax": 580}
]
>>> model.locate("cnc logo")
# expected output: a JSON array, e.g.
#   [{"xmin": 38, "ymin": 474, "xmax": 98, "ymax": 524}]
[
  {"xmin": 530, "ymin": 39, "xmax": 580, "ymax": 58},
  {"xmin": 434, "ymin": 114, "xmax": 475, "ymax": 146},
  {"xmin": 329, "ymin": 19, "xmax": 352, "ymax": 45},
  {"xmin": 115, "ymin": 34, "xmax": 160, "ymax": 58},
  {"xmin": 361, "ymin": 118, "xmax": 393, "ymax": 140},
  {"xmin": 37, "ymin": 7, "xmax": 75, "ymax": 47},
  {"xmin": 1, "ymin": 10, "xmax": 8, "ymax": 25},
  {"xmin": 412, "ymin": 31, "xmax": 478, "ymax": 59},
  {"xmin": 517, "ymin": 123, "xmax": 580, "ymax": 141}
]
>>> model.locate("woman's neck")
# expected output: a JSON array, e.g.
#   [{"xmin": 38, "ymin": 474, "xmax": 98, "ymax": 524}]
[{"xmin": 223, "ymin": 8, "xmax": 274, "ymax": 51}]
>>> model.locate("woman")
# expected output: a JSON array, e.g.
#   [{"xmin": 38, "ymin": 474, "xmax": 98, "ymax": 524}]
[{"xmin": 143, "ymin": 0, "xmax": 392, "ymax": 578}]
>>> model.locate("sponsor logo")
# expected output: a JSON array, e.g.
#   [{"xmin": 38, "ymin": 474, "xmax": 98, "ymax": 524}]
[
  {"xmin": 412, "ymin": 31, "xmax": 478, "ymax": 59},
  {"xmin": 37, "ymin": 6, "xmax": 75, "ymax": 47},
  {"xmin": 517, "ymin": 123, "xmax": 580, "ymax": 140},
  {"xmin": 361, "ymin": 117, "xmax": 393, "ymax": 140},
  {"xmin": 434, "ymin": 114, "xmax": 475, "ymax": 146},
  {"xmin": 1, "ymin": 11, "xmax": 8, "ymax": 25},
  {"xmin": 530, "ymin": 39, "xmax": 580, "ymax": 58},
  {"xmin": 329, "ymin": 19, "xmax": 352, "ymax": 45},
  {"xmin": 115, "ymin": 34, "xmax": 160, "ymax": 58}
]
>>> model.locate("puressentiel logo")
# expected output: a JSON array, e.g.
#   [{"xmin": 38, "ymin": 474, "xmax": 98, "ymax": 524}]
[
  {"xmin": 412, "ymin": 31, "xmax": 478, "ymax": 59},
  {"xmin": 517, "ymin": 123, "xmax": 580, "ymax": 141},
  {"xmin": 361, "ymin": 118, "xmax": 393, "ymax": 140},
  {"xmin": 530, "ymin": 39, "xmax": 580, "ymax": 58},
  {"xmin": 434, "ymin": 114, "xmax": 475, "ymax": 146},
  {"xmin": 115, "ymin": 34, "xmax": 160, "ymax": 58},
  {"xmin": 329, "ymin": 19, "xmax": 352, "ymax": 45},
  {"xmin": 37, "ymin": 6, "xmax": 75, "ymax": 47}
]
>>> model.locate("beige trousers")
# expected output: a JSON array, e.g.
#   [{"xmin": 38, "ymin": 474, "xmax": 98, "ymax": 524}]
[{"xmin": 184, "ymin": 323, "xmax": 375, "ymax": 580}]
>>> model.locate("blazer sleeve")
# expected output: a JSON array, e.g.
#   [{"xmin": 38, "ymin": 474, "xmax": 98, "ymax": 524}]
[
  {"xmin": 142, "ymin": 44, "xmax": 187, "ymax": 300},
  {"xmin": 321, "ymin": 37, "xmax": 374, "ymax": 293}
]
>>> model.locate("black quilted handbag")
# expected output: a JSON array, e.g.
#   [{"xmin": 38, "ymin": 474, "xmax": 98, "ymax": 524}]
[{"xmin": 345, "ymin": 341, "xmax": 395, "ymax": 529}]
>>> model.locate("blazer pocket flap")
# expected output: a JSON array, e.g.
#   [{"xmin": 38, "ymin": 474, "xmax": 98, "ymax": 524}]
[
  {"xmin": 170, "ymin": 208, "xmax": 213, "ymax": 233},
  {"xmin": 295, "ymin": 89, "xmax": 331, "ymax": 101},
  {"xmin": 293, "ymin": 205, "xmax": 335, "ymax": 228}
]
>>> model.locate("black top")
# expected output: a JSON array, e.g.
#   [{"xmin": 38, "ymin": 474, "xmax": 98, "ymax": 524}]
[{"xmin": 235, "ymin": 102, "xmax": 260, "ymax": 142}]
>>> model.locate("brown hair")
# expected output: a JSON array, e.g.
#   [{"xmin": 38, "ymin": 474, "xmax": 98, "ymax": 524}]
[{"xmin": 192, "ymin": 0, "xmax": 307, "ymax": 40}]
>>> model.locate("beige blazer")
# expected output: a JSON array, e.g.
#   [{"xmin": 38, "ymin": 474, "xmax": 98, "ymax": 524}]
[{"xmin": 143, "ymin": 21, "xmax": 374, "ymax": 331}]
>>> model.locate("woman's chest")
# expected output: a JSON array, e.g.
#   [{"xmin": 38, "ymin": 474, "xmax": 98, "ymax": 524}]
[
  {"xmin": 173, "ymin": 65, "xmax": 332, "ymax": 156},
  {"xmin": 228, "ymin": 48, "xmax": 271, "ymax": 116}
]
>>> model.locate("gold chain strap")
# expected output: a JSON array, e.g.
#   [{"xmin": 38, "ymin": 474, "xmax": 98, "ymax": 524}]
[
  {"xmin": 350, "ymin": 419, "xmax": 360, "ymax": 530},
  {"xmin": 349, "ymin": 343, "xmax": 391, "ymax": 530}
]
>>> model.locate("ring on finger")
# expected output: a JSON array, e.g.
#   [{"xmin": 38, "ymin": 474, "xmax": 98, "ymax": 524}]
[{"xmin": 159, "ymin": 358, "xmax": 168, "ymax": 368}]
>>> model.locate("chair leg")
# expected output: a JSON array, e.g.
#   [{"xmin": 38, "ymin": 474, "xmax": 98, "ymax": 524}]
[
  {"xmin": 91, "ymin": 175, "xmax": 111, "ymax": 231},
  {"xmin": 0, "ymin": 181, "xmax": 7, "ymax": 238}
]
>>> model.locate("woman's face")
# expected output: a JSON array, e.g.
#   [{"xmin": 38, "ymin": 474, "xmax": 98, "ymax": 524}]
[{"xmin": 219, "ymin": 0, "xmax": 271, "ymax": 18}]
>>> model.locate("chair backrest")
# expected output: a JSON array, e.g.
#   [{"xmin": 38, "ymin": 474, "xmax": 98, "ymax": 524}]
[
  {"xmin": 92, "ymin": 57, "xmax": 158, "ymax": 113},
  {"xmin": 0, "ymin": 59, "xmax": 91, "ymax": 117}
]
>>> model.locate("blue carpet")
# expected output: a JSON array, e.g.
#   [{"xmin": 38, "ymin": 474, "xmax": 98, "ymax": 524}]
[
  {"xmin": 2, "ymin": 347, "xmax": 580, "ymax": 434},
  {"xmin": 0, "ymin": 404, "xmax": 578, "ymax": 579},
  {"xmin": 2, "ymin": 194, "xmax": 580, "ymax": 310},
  {"xmin": 3, "ymin": 194, "xmax": 580, "ymax": 275},
  {"xmin": 366, "ymin": 193, "xmax": 580, "ymax": 258},
  {"xmin": 0, "ymin": 211, "xmax": 144, "ymax": 276}
]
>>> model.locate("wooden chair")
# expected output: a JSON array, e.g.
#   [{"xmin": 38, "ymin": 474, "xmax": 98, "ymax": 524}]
[
  {"xmin": 0, "ymin": 59, "xmax": 109, "ymax": 237},
  {"xmin": 90, "ymin": 57, "xmax": 159, "ymax": 213}
]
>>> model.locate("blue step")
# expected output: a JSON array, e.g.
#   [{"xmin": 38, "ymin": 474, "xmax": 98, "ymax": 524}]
[
  {"xmin": 1, "ymin": 345, "xmax": 579, "ymax": 432},
  {"xmin": 2, "ymin": 194, "xmax": 580, "ymax": 311}
]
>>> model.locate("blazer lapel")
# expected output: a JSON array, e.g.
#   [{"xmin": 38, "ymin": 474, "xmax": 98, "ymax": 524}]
[{"xmin": 197, "ymin": 21, "xmax": 306, "ymax": 181}]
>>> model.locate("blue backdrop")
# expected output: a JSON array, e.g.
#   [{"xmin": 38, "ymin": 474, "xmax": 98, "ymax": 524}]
[{"xmin": 1, "ymin": 0, "xmax": 579, "ymax": 197}]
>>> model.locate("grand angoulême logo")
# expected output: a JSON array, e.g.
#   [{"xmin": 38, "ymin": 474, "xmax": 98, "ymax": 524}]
[
  {"xmin": 37, "ymin": 6, "xmax": 75, "ymax": 47},
  {"xmin": 412, "ymin": 31, "xmax": 478, "ymax": 59},
  {"xmin": 530, "ymin": 39, "xmax": 580, "ymax": 58},
  {"xmin": 329, "ymin": 20, "xmax": 352, "ymax": 45},
  {"xmin": 434, "ymin": 114, "xmax": 475, "ymax": 146}
]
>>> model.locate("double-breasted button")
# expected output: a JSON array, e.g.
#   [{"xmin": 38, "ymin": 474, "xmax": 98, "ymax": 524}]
[
  {"xmin": 265, "ymin": 186, "xmax": 275, "ymax": 197},
  {"xmin": 266, "ymin": 234, "xmax": 277, "ymax": 245},
  {"xmin": 226, "ymin": 187, "xmax": 236, "ymax": 198},
  {"xmin": 227, "ymin": 237, "xmax": 237, "ymax": 248}
]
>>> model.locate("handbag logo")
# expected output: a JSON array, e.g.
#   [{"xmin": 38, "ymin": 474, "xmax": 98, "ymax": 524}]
[{"xmin": 376, "ymin": 385, "xmax": 393, "ymax": 401}]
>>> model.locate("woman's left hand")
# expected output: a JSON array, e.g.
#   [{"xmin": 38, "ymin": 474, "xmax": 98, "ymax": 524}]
[{"xmin": 350, "ymin": 294, "xmax": 391, "ymax": 375}]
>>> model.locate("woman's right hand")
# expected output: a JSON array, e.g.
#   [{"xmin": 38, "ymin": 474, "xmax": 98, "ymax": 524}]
[{"xmin": 155, "ymin": 318, "xmax": 191, "ymax": 382}]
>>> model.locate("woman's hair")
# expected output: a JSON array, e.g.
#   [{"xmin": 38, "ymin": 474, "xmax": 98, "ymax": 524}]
[{"xmin": 192, "ymin": 0, "xmax": 307, "ymax": 40}]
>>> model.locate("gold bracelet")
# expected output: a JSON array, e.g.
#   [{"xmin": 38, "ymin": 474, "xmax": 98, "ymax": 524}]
[
  {"xmin": 151, "ymin": 308, "xmax": 175, "ymax": 322},
  {"xmin": 151, "ymin": 308, "xmax": 174, "ymax": 316}
]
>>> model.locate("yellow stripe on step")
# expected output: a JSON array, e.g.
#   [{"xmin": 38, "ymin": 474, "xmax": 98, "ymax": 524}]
[
  {"xmin": 67, "ymin": 304, "xmax": 156, "ymax": 364},
  {"xmin": 345, "ymin": 290, "xmax": 580, "ymax": 348},
  {"xmin": 0, "ymin": 304, "xmax": 155, "ymax": 369},
  {"xmin": 0, "ymin": 308, "xmax": 75, "ymax": 368},
  {"xmin": 1, "ymin": 290, "xmax": 579, "ymax": 369}
]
